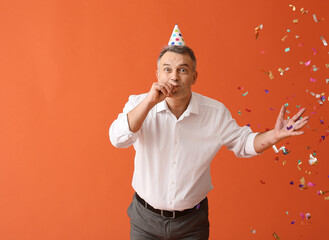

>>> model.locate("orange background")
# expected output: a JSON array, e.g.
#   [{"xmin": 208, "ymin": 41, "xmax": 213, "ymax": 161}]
[{"xmin": 1, "ymin": 0, "xmax": 328, "ymax": 239}]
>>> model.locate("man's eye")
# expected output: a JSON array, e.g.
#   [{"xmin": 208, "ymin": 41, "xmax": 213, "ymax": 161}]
[
  {"xmin": 180, "ymin": 68, "xmax": 186, "ymax": 72},
  {"xmin": 164, "ymin": 68, "xmax": 170, "ymax": 71}
]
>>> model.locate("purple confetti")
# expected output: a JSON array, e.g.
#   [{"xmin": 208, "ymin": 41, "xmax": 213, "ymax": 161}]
[
  {"xmin": 265, "ymin": 89, "xmax": 269, "ymax": 93},
  {"xmin": 287, "ymin": 125, "xmax": 293, "ymax": 130},
  {"xmin": 290, "ymin": 181, "xmax": 294, "ymax": 185}
]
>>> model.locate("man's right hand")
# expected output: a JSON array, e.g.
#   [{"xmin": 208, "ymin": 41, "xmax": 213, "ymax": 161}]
[{"xmin": 146, "ymin": 82, "xmax": 177, "ymax": 105}]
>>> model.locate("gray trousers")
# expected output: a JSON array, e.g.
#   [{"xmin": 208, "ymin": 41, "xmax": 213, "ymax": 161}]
[{"xmin": 127, "ymin": 193, "xmax": 209, "ymax": 240}]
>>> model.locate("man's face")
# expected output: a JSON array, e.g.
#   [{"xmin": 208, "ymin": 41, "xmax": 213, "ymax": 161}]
[{"xmin": 156, "ymin": 51, "xmax": 198, "ymax": 99}]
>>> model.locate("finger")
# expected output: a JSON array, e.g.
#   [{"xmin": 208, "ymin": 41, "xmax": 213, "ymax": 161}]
[
  {"xmin": 293, "ymin": 119, "xmax": 309, "ymax": 130},
  {"xmin": 291, "ymin": 131, "xmax": 305, "ymax": 136},
  {"xmin": 157, "ymin": 83, "xmax": 172, "ymax": 96},
  {"xmin": 278, "ymin": 105, "xmax": 286, "ymax": 121},
  {"xmin": 292, "ymin": 108, "xmax": 306, "ymax": 121},
  {"xmin": 155, "ymin": 84, "xmax": 169, "ymax": 97}
]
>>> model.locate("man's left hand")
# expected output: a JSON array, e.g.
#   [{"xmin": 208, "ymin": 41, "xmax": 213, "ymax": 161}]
[{"xmin": 273, "ymin": 105, "xmax": 310, "ymax": 141}]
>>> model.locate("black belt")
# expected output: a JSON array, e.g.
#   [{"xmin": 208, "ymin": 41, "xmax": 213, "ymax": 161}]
[{"xmin": 135, "ymin": 193, "xmax": 206, "ymax": 219}]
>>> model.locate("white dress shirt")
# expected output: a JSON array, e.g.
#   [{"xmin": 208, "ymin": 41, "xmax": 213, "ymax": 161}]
[{"xmin": 109, "ymin": 92, "xmax": 259, "ymax": 211}]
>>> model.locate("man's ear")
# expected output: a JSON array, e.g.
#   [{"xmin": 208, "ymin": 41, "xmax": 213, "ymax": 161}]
[{"xmin": 192, "ymin": 71, "xmax": 198, "ymax": 84}]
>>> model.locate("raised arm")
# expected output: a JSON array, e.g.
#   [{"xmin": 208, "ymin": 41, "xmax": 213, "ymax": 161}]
[{"xmin": 127, "ymin": 81, "xmax": 177, "ymax": 132}]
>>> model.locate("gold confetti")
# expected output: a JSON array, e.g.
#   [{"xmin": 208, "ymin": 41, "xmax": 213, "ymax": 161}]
[
  {"xmin": 300, "ymin": 8, "xmax": 308, "ymax": 14},
  {"xmin": 300, "ymin": 177, "xmax": 305, "ymax": 186},
  {"xmin": 293, "ymin": 19, "xmax": 298, "ymax": 23},
  {"xmin": 255, "ymin": 24, "xmax": 263, "ymax": 39},
  {"xmin": 273, "ymin": 232, "xmax": 280, "ymax": 240},
  {"xmin": 325, "ymin": 196, "xmax": 329, "ymax": 200},
  {"xmin": 325, "ymin": 64, "xmax": 329, "ymax": 68},
  {"xmin": 282, "ymin": 35, "xmax": 288, "ymax": 41},
  {"xmin": 289, "ymin": 4, "xmax": 296, "ymax": 11},
  {"xmin": 259, "ymin": 68, "xmax": 274, "ymax": 79}
]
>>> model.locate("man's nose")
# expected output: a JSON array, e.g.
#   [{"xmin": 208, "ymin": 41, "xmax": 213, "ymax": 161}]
[{"xmin": 170, "ymin": 71, "xmax": 179, "ymax": 81}]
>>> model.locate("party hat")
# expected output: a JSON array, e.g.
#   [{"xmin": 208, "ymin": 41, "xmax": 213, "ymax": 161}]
[{"xmin": 168, "ymin": 24, "xmax": 186, "ymax": 46}]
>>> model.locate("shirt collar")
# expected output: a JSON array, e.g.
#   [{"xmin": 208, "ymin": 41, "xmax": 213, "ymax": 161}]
[{"xmin": 156, "ymin": 92, "xmax": 199, "ymax": 115}]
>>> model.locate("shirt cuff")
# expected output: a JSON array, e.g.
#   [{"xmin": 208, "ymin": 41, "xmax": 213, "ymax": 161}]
[{"xmin": 245, "ymin": 132, "xmax": 261, "ymax": 156}]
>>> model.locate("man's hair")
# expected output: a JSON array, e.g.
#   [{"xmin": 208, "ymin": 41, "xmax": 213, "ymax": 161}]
[{"xmin": 157, "ymin": 45, "xmax": 197, "ymax": 71}]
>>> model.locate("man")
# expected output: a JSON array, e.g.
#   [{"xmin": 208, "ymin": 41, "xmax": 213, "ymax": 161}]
[{"xmin": 109, "ymin": 25, "xmax": 309, "ymax": 239}]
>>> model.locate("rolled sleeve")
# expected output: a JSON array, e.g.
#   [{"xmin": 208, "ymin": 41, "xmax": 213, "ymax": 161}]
[
  {"xmin": 109, "ymin": 113, "xmax": 140, "ymax": 148},
  {"xmin": 245, "ymin": 132, "xmax": 261, "ymax": 156},
  {"xmin": 109, "ymin": 94, "xmax": 146, "ymax": 148}
]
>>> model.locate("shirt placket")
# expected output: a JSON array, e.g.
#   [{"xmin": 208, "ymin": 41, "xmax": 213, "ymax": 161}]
[{"xmin": 167, "ymin": 120, "xmax": 178, "ymax": 210}]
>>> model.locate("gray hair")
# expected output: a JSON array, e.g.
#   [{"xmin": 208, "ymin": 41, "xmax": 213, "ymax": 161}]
[{"xmin": 157, "ymin": 45, "xmax": 197, "ymax": 71}]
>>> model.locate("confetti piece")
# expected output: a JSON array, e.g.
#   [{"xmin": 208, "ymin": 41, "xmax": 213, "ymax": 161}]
[
  {"xmin": 242, "ymin": 91, "xmax": 248, "ymax": 96},
  {"xmin": 307, "ymin": 182, "xmax": 315, "ymax": 187},
  {"xmin": 320, "ymin": 36, "xmax": 328, "ymax": 46},
  {"xmin": 300, "ymin": 8, "xmax": 308, "ymax": 14},
  {"xmin": 305, "ymin": 60, "xmax": 311, "ymax": 66},
  {"xmin": 273, "ymin": 232, "xmax": 280, "ymax": 240},
  {"xmin": 326, "ymin": 64, "xmax": 329, "ymax": 68},
  {"xmin": 238, "ymin": 110, "xmax": 242, "ymax": 115},
  {"xmin": 300, "ymin": 213, "xmax": 305, "ymax": 220},
  {"xmin": 326, "ymin": 79, "xmax": 329, "ymax": 84},
  {"xmin": 325, "ymin": 196, "xmax": 329, "ymax": 200},
  {"xmin": 310, "ymin": 78, "xmax": 316, "ymax": 82},
  {"xmin": 282, "ymin": 35, "xmax": 288, "ymax": 41},
  {"xmin": 313, "ymin": 14, "xmax": 319, "ymax": 22},
  {"xmin": 312, "ymin": 65, "xmax": 319, "ymax": 71},
  {"xmin": 245, "ymin": 108, "xmax": 251, "ymax": 112},
  {"xmin": 285, "ymin": 47, "xmax": 290, "ymax": 52},
  {"xmin": 312, "ymin": 48, "xmax": 317, "ymax": 55},
  {"xmin": 289, "ymin": 4, "xmax": 296, "ymax": 11},
  {"xmin": 309, "ymin": 154, "xmax": 318, "ymax": 165},
  {"xmin": 251, "ymin": 229, "xmax": 256, "ymax": 234},
  {"xmin": 300, "ymin": 177, "xmax": 305, "ymax": 186},
  {"xmin": 287, "ymin": 29, "xmax": 291, "ymax": 33},
  {"xmin": 278, "ymin": 67, "xmax": 290, "ymax": 75},
  {"xmin": 305, "ymin": 213, "xmax": 311, "ymax": 220},
  {"xmin": 317, "ymin": 190, "xmax": 329, "ymax": 195},
  {"xmin": 255, "ymin": 24, "xmax": 263, "ymax": 39},
  {"xmin": 259, "ymin": 68, "xmax": 274, "ymax": 79},
  {"xmin": 293, "ymin": 19, "xmax": 298, "ymax": 24},
  {"xmin": 291, "ymin": 221, "xmax": 295, "ymax": 224},
  {"xmin": 287, "ymin": 125, "xmax": 293, "ymax": 130},
  {"xmin": 290, "ymin": 181, "xmax": 294, "ymax": 185},
  {"xmin": 265, "ymin": 89, "xmax": 269, "ymax": 93},
  {"xmin": 295, "ymin": 35, "xmax": 300, "ymax": 39},
  {"xmin": 272, "ymin": 145, "xmax": 290, "ymax": 154}
]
